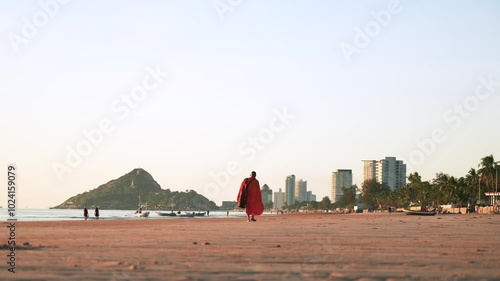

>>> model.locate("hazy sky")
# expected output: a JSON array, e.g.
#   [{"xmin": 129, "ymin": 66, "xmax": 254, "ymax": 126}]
[{"xmin": 1, "ymin": 0, "xmax": 499, "ymax": 209}]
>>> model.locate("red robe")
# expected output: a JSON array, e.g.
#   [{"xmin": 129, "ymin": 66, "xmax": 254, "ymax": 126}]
[{"xmin": 237, "ymin": 177, "xmax": 264, "ymax": 216}]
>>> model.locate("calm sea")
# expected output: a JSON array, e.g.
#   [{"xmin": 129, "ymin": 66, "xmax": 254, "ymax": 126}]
[{"xmin": 0, "ymin": 209, "xmax": 253, "ymax": 221}]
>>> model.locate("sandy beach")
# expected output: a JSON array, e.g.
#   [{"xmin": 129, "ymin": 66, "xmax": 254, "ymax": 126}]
[{"xmin": 1, "ymin": 212, "xmax": 499, "ymax": 281}]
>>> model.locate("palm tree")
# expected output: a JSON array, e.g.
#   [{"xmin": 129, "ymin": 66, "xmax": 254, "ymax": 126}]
[
  {"xmin": 465, "ymin": 168, "xmax": 478, "ymax": 187},
  {"xmin": 407, "ymin": 172, "xmax": 422, "ymax": 206},
  {"xmin": 455, "ymin": 177, "xmax": 469, "ymax": 207},
  {"xmin": 465, "ymin": 168, "xmax": 481, "ymax": 201},
  {"xmin": 478, "ymin": 155, "xmax": 496, "ymax": 192},
  {"xmin": 432, "ymin": 172, "xmax": 452, "ymax": 205}
]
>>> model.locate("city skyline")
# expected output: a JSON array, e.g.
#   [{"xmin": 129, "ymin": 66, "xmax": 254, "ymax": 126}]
[{"xmin": 1, "ymin": 1, "xmax": 499, "ymax": 208}]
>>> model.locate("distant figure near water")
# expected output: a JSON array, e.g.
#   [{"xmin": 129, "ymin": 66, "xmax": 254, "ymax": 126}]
[
  {"xmin": 83, "ymin": 207, "xmax": 88, "ymax": 220},
  {"xmin": 94, "ymin": 207, "xmax": 100, "ymax": 220},
  {"xmin": 237, "ymin": 171, "xmax": 264, "ymax": 222}
]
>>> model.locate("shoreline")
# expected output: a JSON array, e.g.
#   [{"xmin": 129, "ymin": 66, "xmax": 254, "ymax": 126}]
[
  {"xmin": 5, "ymin": 208, "xmax": 497, "ymax": 222},
  {"xmin": 2, "ymin": 212, "xmax": 499, "ymax": 280}
]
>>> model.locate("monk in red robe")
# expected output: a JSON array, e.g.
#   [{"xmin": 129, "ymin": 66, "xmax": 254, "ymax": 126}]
[{"xmin": 237, "ymin": 171, "xmax": 265, "ymax": 222}]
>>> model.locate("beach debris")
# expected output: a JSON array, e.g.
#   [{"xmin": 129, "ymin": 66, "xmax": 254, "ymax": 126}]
[
  {"xmin": 204, "ymin": 242, "xmax": 211, "ymax": 246},
  {"xmin": 276, "ymin": 244, "xmax": 281, "ymax": 248},
  {"xmin": 1, "ymin": 242, "xmax": 48, "ymax": 250},
  {"xmin": 193, "ymin": 242, "xmax": 198, "ymax": 245}
]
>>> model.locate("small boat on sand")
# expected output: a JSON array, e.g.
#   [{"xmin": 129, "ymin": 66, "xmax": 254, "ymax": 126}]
[{"xmin": 403, "ymin": 209, "xmax": 436, "ymax": 216}]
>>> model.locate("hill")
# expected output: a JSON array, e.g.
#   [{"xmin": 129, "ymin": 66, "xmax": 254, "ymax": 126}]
[{"xmin": 52, "ymin": 168, "xmax": 218, "ymax": 210}]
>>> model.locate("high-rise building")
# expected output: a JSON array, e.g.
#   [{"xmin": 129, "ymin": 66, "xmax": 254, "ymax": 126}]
[
  {"xmin": 363, "ymin": 160, "xmax": 376, "ymax": 181},
  {"xmin": 285, "ymin": 174, "xmax": 296, "ymax": 205},
  {"xmin": 274, "ymin": 188, "xmax": 286, "ymax": 210},
  {"xmin": 295, "ymin": 180, "xmax": 308, "ymax": 203},
  {"xmin": 261, "ymin": 184, "xmax": 273, "ymax": 205},
  {"xmin": 306, "ymin": 191, "xmax": 316, "ymax": 202},
  {"xmin": 331, "ymin": 169, "xmax": 353, "ymax": 203},
  {"xmin": 363, "ymin": 157, "xmax": 406, "ymax": 190}
]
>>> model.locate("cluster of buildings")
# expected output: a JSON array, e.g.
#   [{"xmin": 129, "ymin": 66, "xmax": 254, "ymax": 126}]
[
  {"xmin": 222, "ymin": 174, "xmax": 317, "ymax": 210},
  {"xmin": 222, "ymin": 156, "xmax": 406, "ymax": 210},
  {"xmin": 331, "ymin": 157, "xmax": 407, "ymax": 203},
  {"xmin": 271, "ymin": 175, "xmax": 317, "ymax": 210}
]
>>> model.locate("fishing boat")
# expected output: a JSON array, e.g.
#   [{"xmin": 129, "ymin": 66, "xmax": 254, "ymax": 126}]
[
  {"xmin": 156, "ymin": 211, "xmax": 177, "ymax": 217},
  {"xmin": 134, "ymin": 210, "xmax": 150, "ymax": 217},
  {"xmin": 178, "ymin": 212, "xmax": 195, "ymax": 218},
  {"xmin": 403, "ymin": 209, "xmax": 436, "ymax": 216},
  {"xmin": 134, "ymin": 202, "xmax": 150, "ymax": 217},
  {"xmin": 133, "ymin": 182, "xmax": 150, "ymax": 217}
]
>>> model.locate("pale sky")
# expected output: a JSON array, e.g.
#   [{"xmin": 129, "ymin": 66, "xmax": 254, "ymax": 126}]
[{"xmin": 1, "ymin": 0, "xmax": 499, "ymax": 209}]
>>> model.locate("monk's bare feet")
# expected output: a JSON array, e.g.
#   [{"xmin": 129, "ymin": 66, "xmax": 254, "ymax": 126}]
[{"xmin": 251, "ymin": 218, "xmax": 256, "ymax": 222}]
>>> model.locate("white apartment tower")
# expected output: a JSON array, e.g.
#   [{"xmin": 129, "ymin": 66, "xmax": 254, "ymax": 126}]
[
  {"xmin": 295, "ymin": 180, "xmax": 308, "ymax": 203},
  {"xmin": 363, "ymin": 160, "xmax": 376, "ymax": 181},
  {"xmin": 363, "ymin": 157, "xmax": 406, "ymax": 190},
  {"xmin": 274, "ymin": 188, "xmax": 286, "ymax": 210},
  {"xmin": 331, "ymin": 169, "xmax": 353, "ymax": 203}
]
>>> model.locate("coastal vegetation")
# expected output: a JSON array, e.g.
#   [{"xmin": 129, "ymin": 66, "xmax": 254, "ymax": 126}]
[{"xmin": 333, "ymin": 154, "xmax": 499, "ymax": 210}]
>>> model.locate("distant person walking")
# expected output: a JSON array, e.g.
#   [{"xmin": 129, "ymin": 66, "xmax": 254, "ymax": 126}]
[
  {"xmin": 83, "ymin": 207, "xmax": 88, "ymax": 220},
  {"xmin": 237, "ymin": 171, "xmax": 264, "ymax": 222},
  {"xmin": 94, "ymin": 207, "xmax": 100, "ymax": 220}
]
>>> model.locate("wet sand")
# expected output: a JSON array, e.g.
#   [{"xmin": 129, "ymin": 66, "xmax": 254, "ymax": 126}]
[{"xmin": 1, "ymin": 212, "xmax": 499, "ymax": 281}]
